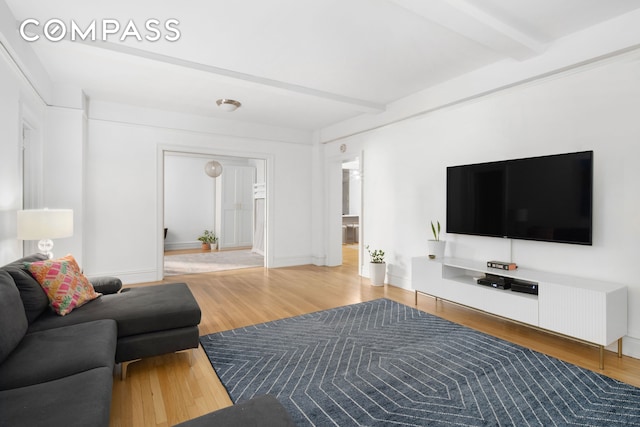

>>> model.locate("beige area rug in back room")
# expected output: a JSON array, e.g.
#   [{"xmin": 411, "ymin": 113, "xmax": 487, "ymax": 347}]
[{"xmin": 164, "ymin": 250, "xmax": 264, "ymax": 276}]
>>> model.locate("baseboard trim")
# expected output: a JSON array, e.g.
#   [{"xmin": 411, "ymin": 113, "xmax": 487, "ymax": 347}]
[
  {"xmin": 387, "ymin": 272, "xmax": 411, "ymax": 290},
  {"xmin": 164, "ymin": 242, "xmax": 200, "ymax": 251},
  {"xmin": 311, "ymin": 255, "xmax": 326, "ymax": 266},
  {"xmin": 270, "ymin": 256, "xmax": 313, "ymax": 268}
]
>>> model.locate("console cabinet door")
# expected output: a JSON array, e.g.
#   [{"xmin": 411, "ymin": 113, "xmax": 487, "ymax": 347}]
[
  {"xmin": 411, "ymin": 257, "xmax": 443, "ymax": 295},
  {"xmin": 538, "ymin": 282, "xmax": 627, "ymax": 346}
]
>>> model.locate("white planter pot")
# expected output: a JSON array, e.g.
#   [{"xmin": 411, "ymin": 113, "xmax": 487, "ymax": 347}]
[
  {"xmin": 369, "ymin": 262, "xmax": 386, "ymax": 286},
  {"xmin": 427, "ymin": 240, "xmax": 446, "ymax": 259}
]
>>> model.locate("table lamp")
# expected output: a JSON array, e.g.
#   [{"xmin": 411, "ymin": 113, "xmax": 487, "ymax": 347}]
[{"xmin": 17, "ymin": 208, "xmax": 74, "ymax": 259}]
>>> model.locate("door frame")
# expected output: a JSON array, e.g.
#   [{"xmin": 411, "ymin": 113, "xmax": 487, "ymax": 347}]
[
  {"xmin": 325, "ymin": 150, "xmax": 364, "ymax": 273},
  {"xmin": 156, "ymin": 145, "xmax": 273, "ymax": 280},
  {"xmin": 20, "ymin": 107, "xmax": 44, "ymax": 256}
]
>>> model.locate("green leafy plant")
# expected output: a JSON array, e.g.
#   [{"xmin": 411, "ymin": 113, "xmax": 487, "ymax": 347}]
[
  {"xmin": 197, "ymin": 230, "xmax": 218, "ymax": 244},
  {"xmin": 431, "ymin": 221, "xmax": 441, "ymax": 241},
  {"xmin": 365, "ymin": 245, "xmax": 385, "ymax": 263}
]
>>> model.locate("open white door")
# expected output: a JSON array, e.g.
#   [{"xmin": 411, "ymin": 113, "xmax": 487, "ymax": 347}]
[{"xmin": 216, "ymin": 165, "xmax": 256, "ymax": 249}]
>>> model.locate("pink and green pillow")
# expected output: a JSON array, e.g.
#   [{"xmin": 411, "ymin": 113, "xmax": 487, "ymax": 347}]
[{"xmin": 25, "ymin": 254, "xmax": 101, "ymax": 316}]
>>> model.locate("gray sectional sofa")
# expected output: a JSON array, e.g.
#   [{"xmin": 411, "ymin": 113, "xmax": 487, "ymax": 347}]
[
  {"xmin": 0, "ymin": 253, "xmax": 202, "ymax": 427},
  {"xmin": 174, "ymin": 395, "xmax": 297, "ymax": 427}
]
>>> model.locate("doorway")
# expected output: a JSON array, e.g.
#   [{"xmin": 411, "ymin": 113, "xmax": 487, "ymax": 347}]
[
  {"xmin": 341, "ymin": 159, "xmax": 361, "ymax": 272},
  {"xmin": 326, "ymin": 151, "xmax": 363, "ymax": 273},
  {"xmin": 159, "ymin": 149, "xmax": 268, "ymax": 277}
]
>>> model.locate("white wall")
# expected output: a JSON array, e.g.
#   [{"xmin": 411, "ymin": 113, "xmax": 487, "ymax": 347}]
[
  {"xmin": 321, "ymin": 54, "xmax": 640, "ymax": 357},
  {"xmin": 348, "ymin": 171, "xmax": 361, "ymax": 216},
  {"xmin": 251, "ymin": 158, "xmax": 266, "ymax": 184},
  {"xmin": 0, "ymin": 1, "xmax": 52, "ymax": 104},
  {"xmin": 0, "ymin": 57, "xmax": 24, "ymax": 263},
  {"xmin": 164, "ymin": 154, "xmax": 216, "ymax": 250},
  {"xmin": 0, "ymin": 44, "xmax": 48, "ymax": 265},
  {"xmin": 84, "ymin": 101, "xmax": 313, "ymax": 282},
  {"xmin": 43, "ymin": 106, "xmax": 86, "ymax": 264}
]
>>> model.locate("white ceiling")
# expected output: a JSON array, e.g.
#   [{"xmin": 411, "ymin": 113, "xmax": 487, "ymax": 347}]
[{"xmin": 6, "ymin": 0, "xmax": 640, "ymax": 131}]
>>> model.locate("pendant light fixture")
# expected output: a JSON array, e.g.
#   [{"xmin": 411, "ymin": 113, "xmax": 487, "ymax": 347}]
[{"xmin": 204, "ymin": 160, "xmax": 223, "ymax": 178}]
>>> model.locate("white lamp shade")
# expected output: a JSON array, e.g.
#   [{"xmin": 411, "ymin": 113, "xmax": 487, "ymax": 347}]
[
  {"xmin": 204, "ymin": 160, "xmax": 223, "ymax": 178},
  {"xmin": 17, "ymin": 209, "xmax": 74, "ymax": 240}
]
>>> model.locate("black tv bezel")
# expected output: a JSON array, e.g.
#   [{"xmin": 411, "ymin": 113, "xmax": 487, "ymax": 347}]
[{"xmin": 446, "ymin": 150, "xmax": 593, "ymax": 246}]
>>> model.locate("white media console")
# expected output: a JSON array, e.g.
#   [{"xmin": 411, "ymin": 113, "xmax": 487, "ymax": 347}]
[{"xmin": 411, "ymin": 256, "xmax": 627, "ymax": 368}]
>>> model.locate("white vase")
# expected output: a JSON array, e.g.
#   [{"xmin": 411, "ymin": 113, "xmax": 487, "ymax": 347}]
[
  {"xmin": 427, "ymin": 240, "xmax": 446, "ymax": 259},
  {"xmin": 369, "ymin": 262, "xmax": 386, "ymax": 286}
]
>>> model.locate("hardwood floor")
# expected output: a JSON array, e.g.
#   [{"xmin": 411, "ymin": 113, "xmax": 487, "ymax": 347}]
[{"xmin": 110, "ymin": 245, "xmax": 640, "ymax": 426}]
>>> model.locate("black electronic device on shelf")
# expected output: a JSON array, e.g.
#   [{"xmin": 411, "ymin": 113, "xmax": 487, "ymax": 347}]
[
  {"xmin": 477, "ymin": 274, "xmax": 512, "ymax": 290},
  {"xmin": 511, "ymin": 280, "xmax": 539, "ymax": 295},
  {"xmin": 476, "ymin": 273, "xmax": 539, "ymax": 294}
]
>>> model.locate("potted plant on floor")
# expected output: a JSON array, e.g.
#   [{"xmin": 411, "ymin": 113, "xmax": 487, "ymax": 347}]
[
  {"xmin": 209, "ymin": 231, "xmax": 219, "ymax": 251},
  {"xmin": 198, "ymin": 230, "xmax": 218, "ymax": 251},
  {"xmin": 427, "ymin": 220, "xmax": 446, "ymax": 259},
  {"xmin": 366, "ymin": 245, "xmax": 386, "ymax": 286}
]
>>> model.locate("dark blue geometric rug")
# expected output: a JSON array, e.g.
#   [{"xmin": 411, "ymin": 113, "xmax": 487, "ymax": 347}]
[{"xmin": 200, "ymin": 298, "xmax": 640, "ymax": 426}]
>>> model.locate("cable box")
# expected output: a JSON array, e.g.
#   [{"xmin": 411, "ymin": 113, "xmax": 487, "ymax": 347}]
[
  {"xmin": 511, "ymin": 280, "xmax": 538, "ymax": 295},
  {"xmin": 477, "ymin": 275, "xmax": 512, "ymax": 290}
]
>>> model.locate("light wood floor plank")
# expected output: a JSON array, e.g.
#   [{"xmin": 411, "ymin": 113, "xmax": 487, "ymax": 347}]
[{"xmin": 110, "ymin": 246, "xmax": 640, "ymax": 426}]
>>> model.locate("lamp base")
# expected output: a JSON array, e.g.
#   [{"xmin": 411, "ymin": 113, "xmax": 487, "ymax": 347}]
[{"xmin": 38, "ymin": 239, "xmax": 54, "ymax": 259}]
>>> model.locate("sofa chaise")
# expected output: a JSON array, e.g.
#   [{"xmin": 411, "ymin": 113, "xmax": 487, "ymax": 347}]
[{"xmin": 0, "ymin": 253, "xmax": 202, "ymax": 427}]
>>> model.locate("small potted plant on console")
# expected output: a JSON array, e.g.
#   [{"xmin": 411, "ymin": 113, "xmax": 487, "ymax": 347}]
[
  {"xmin": 427, "ymin": 220, "xmax": 446, "ymax": 259},
  {"xmin": 366, "ymin": 245, "xmax": 386, "ymax": 286}
]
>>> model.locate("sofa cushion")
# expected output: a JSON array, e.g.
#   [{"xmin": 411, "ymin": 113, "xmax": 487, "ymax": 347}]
[
  {"xmin": 26, "ymin": 255, "xmax": 101, "ymax": 316},
  {"xmin": 28, "ymin": 282, "xmax": 201, "ymax": 338},
  {"xmin": 0, "ymin": 319, "xmax": 117, "ymax": 390},
  {"xmin": 173, "ymin": 395, "xmax": 297, "ymax": 427},
  {"xmin": 1, "ymin": 254, "xmax": 50, "ymax": 323},
  {"xmin": 90, "ymin": 276, "xmax": 123, "ymax": 295},
  {"xmin": 0, "ymin": 367, "xmax": 113, "ymax": 427},
  {"xmin": 3, "ymin": 253, "xmax": 49, "ymax": 267},
  {"xmin": 0, "ymin": 270, "xmax": 28, "ymax": 364}
]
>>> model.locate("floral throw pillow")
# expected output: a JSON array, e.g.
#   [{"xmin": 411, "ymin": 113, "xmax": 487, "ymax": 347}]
[{"xmin": 25, "ymin": 254, "xmax": 101, "ymax": 316}]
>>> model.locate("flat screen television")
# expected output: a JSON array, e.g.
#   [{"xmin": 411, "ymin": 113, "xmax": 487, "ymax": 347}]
[{"xmin": 446, "ymin": 151, "xmax": 593, "ymax": 245}]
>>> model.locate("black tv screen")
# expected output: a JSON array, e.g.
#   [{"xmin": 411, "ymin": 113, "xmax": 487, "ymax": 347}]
[{"xmin": 447, "ymin": 151, "xmax": 593, "ymax": 245}]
